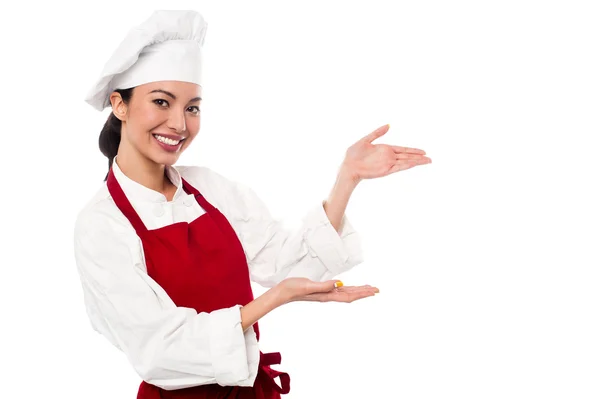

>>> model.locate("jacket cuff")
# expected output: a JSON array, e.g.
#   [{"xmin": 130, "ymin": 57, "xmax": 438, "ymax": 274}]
[
  {"xmin": 239, "ymin": 326, "xmax": 260, "ymax": 386},
  {"xmin": 208, "ymin": 305, "xmax": 254, "ymax": 386},
  {"xmin": 303, "ymin": 201, "xmax": 364, "ymax": 276}
]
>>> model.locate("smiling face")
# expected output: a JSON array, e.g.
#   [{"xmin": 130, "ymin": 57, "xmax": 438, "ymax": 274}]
[{"xmin": 110, "ymin": 80, "xmax": 202, "ymax": 167}]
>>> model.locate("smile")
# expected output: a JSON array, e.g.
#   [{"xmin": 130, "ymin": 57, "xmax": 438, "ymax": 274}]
[{"xmin": 153, "ymin": 134, "xmax": 184, "ymax": 146}]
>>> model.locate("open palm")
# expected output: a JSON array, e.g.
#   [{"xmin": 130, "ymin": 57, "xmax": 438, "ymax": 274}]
[
  {"xmin": 343, "ymin": 124, "xmax": 432, "ymax": 181},
  {"xmin": 279, "ymin": 277, "xmax": 379, "ymax": 303}
]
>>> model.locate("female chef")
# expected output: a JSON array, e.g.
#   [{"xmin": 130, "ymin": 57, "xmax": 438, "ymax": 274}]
[{"xmin": 73, "ymin": 10, "xmax": 431, "ymax": 399}]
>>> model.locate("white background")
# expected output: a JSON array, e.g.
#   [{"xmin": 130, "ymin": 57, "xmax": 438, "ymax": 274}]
[{"xmin": 1, "ymin": 1, "xmax": 599, "ymax": 398}]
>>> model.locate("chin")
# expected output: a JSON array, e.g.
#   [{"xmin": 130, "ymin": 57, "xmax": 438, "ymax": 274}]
[{"xmin": 149, "ymin": 151, "xmax": 182, "ymax": 167}]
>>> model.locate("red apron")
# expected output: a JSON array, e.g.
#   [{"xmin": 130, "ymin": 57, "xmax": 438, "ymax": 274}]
[{"xmin": 106, "ymin": 167, "xmax": 291, "ymax": 399}]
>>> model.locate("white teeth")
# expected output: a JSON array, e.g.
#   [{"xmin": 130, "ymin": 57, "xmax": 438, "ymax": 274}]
[{"xmin": 154, "ymin": 135, "xmax": 181, "ymax": 146}]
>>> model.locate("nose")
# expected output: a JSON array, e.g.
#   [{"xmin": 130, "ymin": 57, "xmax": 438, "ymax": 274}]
[{"xmin": 166, "ymin": 108, "xmax": 186, "ymax": 133}]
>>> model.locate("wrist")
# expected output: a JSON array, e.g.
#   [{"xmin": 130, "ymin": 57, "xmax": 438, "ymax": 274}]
[
  {"xmin": 270, "ymin": 283, "xmax": 293, "ymax": 306},
  {"xmin": 241, "ymin": 283, "xmax": 289, "ymax": 331},
  {"xmin": 338, "ymin": 163, "xmax": 361, "ymax": 188}
]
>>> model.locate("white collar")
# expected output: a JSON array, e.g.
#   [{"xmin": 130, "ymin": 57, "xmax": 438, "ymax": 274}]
[{"xmin": 111, "ymin": 156, "xmax": 185, "ymax": 203}]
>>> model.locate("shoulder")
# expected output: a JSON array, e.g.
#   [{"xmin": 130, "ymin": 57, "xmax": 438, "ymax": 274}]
[{"xmin": 73, "ymin": 184, "xmax": 135, "ymax": 239}]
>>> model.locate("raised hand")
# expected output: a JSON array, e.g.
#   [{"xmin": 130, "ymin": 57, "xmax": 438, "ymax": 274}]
[{"xmin": 341, "ymin": 124, "xmax": 432, "ymax": 182}]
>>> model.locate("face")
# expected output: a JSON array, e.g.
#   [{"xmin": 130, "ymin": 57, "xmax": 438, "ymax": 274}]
[{"xmin": 110, "ymin": 80, "xmax": 202, "ymax": 167}]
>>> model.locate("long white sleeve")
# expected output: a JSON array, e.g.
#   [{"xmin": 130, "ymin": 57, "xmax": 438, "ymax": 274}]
[{"xmin": 73, "ymin": 209, "xmax": 260, "ymax": 390}]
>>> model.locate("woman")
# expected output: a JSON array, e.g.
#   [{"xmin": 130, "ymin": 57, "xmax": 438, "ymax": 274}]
[{"xmin": 73, "ymin": 10, "xmax": 432, "ymax": 399}]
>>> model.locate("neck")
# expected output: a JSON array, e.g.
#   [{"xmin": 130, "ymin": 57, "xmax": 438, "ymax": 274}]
[{"xmin": 115, "ymin": 149, "xmax": 171, "ymax": 195}]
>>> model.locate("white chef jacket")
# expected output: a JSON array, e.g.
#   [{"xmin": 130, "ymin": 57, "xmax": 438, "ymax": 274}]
[{"xmin": 73, "ymin": 158, "xmax": 363, "ymax": 390}]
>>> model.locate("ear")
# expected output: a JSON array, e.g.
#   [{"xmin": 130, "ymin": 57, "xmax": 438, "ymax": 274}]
[{"xmin": 109, "ymin": 91, "xmax": 128, "ymax": 121}]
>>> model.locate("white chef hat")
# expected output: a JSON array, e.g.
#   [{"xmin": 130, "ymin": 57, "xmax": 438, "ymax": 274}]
[{"xmin": 85, "ymin": 10, "xmax": 208, "ymax": 111}]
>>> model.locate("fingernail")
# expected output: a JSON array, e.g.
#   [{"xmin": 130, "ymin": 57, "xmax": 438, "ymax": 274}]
[{"xmin": 335, "ymin": 281, "xmax": 344, "ymax": 288}]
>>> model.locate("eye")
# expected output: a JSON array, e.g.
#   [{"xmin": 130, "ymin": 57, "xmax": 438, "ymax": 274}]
[
  {"xmin": 153, "ymin": 99, "xmax": 169, "ymax": 107},
  {"xmin": 187, "ymin": 105, "xmax": 201, "ymax": 115}
]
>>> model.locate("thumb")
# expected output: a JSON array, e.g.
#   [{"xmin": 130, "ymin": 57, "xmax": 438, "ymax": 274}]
[
  {"xmin": 362, "ymin": 124, "xmax": 390, "ymax": 143},
  {"xmin": 309, "ymin": 279, "xmax": 343, "ymax": 293}
]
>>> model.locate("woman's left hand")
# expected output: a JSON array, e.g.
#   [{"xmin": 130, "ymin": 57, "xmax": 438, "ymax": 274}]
[{"xmin": 341, "ymin": 124, "xmax": 432, "ymax": 183}]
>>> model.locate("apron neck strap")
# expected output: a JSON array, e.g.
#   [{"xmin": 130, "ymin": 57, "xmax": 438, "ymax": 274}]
[
  {"xmin": 106, "ymin": 167, "xmax": 148, "ymax": 234},
  {"xmin": 181, "ymin": 177, "xmax": 216, "ymax": 212}
]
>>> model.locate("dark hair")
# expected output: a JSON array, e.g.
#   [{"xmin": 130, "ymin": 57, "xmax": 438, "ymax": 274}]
[{"xmin": 99, "ymin": 88, "xmax": 134, "ymax": 181}]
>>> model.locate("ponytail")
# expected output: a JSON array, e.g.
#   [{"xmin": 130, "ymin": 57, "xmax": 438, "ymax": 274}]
[{"xmin": 98, "ymin": 88, "xmax": 133, "ymax": 181}]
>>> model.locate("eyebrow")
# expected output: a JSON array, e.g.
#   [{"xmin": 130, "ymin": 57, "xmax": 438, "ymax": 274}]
[{"xmin": 149, "ymin": 89, "xmax": 202, "ymax": 102}]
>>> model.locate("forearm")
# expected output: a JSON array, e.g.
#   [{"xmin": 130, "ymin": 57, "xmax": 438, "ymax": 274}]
[
  {"xmin": 323, "ymin": 167, "xmax": 360, "ymax": 233},
  {"xmin": 240, "ymin": 285, "xmax": 288, "ymax": 331}
]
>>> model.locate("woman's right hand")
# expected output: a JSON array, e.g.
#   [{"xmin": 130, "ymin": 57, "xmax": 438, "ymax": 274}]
[
  {"xmin": 276, "ymin": 277, "xmax": 379, "ymax": 304},
  {"xmin": 241, "ymin": 277, "xmax": 379, "ymax": 331}
]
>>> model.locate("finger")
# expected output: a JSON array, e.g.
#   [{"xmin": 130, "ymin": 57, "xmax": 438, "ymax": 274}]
[
  {"xmin": 353, "ymin": 286, "xmax": 380, "ymax": 295},
  {"xmin": 334, "ymin": 287, "xmax": 380, "ymax": 300},
  {"xmin": 305, "ymin": 291, "xmax": 368, "ymax": 303},
  {"xmin": 389, "ymin": 158, "xmax": 431, "ymax": 173},
  {"xmin": 341, "ymin": 290, "xmax": 378, "ymax": 303},
  {"xmin": 391, "ymin": 145, "xmax": 426, "ymax": 155},
  {"xmin": 336, "ymin": 285, "xmax": 379, "ymax": 293},
  {"xmin": 310, "ymin": 279, "xmax": 343, "ymax": 293},
  {"xmin": 396, "ymin": 153, "xmax": 431, "ymax": 161},
  {"xmin": 302, "ymin": 287, "xmax": 379, "ymax": 303},
  {"xmin": 362, "ymin": 124, "xmax": 390, "ymax": 143},
  {"xmin": 334, "ymin": 287, "xmax": 367, "ymax": 294}
]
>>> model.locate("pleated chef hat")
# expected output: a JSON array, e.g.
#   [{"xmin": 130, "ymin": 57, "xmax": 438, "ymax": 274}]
[{"xmin": 85, "ymin": 10, "xmax": 208, "ymax": 111}]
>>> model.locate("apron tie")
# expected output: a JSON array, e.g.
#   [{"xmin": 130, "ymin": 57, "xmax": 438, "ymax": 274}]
[{"xmin": 258, "ymin": 352, "xmax": 290, "ymax": 394}]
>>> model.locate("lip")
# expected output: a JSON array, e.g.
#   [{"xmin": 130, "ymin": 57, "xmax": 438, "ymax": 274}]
[
  {"xmin": 152, "ymin": 133, "xmax": 186, "ymax": 153},
  {"xmin": 152, "ymin": 132, "xmax": 186, "ymax": 141}
]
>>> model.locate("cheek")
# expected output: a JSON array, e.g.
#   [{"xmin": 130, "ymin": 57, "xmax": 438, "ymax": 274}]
[
  {"xmin": 186, "ymin": 117, "xmax": 200, "ymax": 136},
  {"xmin": 130, "ymin": 104, "xmax": 164, "ymax": 132},
  {"xmin": 142, "ymin": 109, "xmax": 166, "ymax": 130},
  {"xmin": 188, "ymin": 115, "xmax": 200, "ymax": 130}
]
